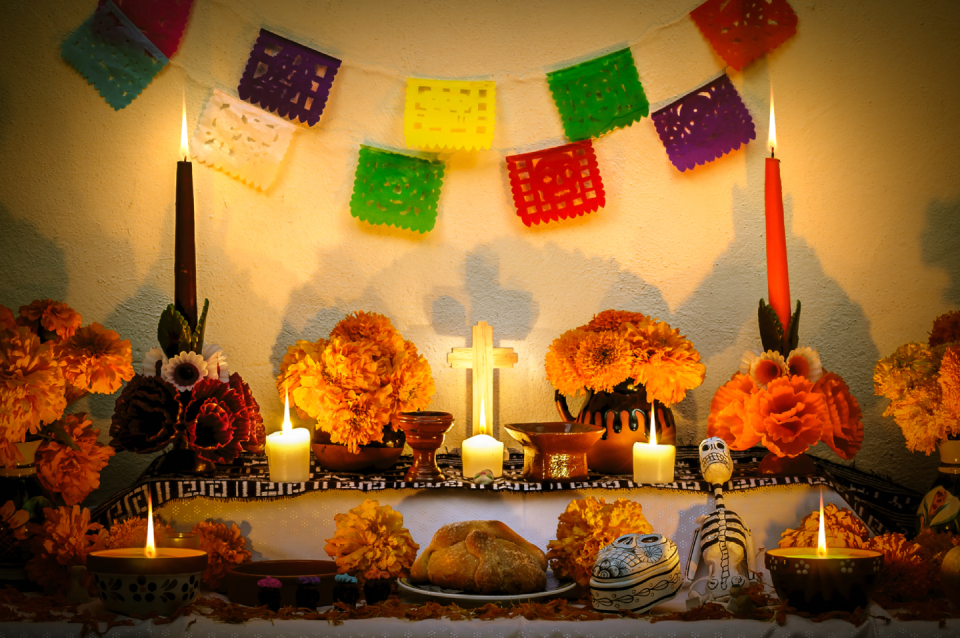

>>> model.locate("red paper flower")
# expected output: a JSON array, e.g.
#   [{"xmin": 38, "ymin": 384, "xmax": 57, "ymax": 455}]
[
  {"xmin": 707, "ymin": 373, "xmax": 762, "ymax": 450},
  {"xmin": 745, "ymin": 375, "xmax": 826, "ymax": 457},
  {"xmin": 229, "ymin": 372, "xmax": 265, "ymax": 454},
  {"xmin": 506, "ymin": 141, "xmax": 605, "ymax": 226},
  {"xmin": 182, "ymin": 379, "xmax": 250, "ymax": 465},
  {"xmin": 814, "ymin": 372, "xmax": 864, "ymax": 460},
  {"xmin": 690, "ymin": 0, "xmax": 799, "ymax": 71},
  {"xmin": 110, "ymin": 375, "xmax": 183, "ymax": 453}
]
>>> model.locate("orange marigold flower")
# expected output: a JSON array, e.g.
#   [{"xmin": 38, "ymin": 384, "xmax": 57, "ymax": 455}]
[
  {"xmin": 778, "ymin": 503, "xmax": 870, "ymax": 549},
  {"xmin": 324, "ymin": 499, "xmax": 419, "ymax": 584},
  {"xmin": 390, "ymin": 340, "xmax": 435, "ymax": 414},
  {"xmin": 545, "ymin": 328, "xmax": 589, "ymax": 397},
  {"xmin": 106, "ymin": 517, "xmax": 174, "ymax": 549},
  {"xmin": 814, "ymin": 372, "xmax": 864, "ymax": 460},
  {"xmin": 867, "ymin": 533, "xmax": 930, "ymax": 604},
  {"xmin": 331, "ymin": 311, "xmax": 404, "ymax": 352},
  {"xmin": 574, "ymin": 331, "xmax": 633, "ymax": 394},
  {"xmin": 17, "ymin": 300, "xmax": 82, "ymax": 341},
  {"xmin": 623, "ymin": 320, "xmax": 705, "ymax": 406},
  {"xmin": 746, "ymin": 375, "xmax": 826, "ymax": 458},
  {"xmin": 55, "ymin": 323, "xmax": 134, "ymax": 396},
  {"xmin": 0, "ymin": 305, "xmax": 16, "ymax": 333},
  {"xmin": 0, "ymin": 326, "xmax": 66, "ymax": 452},
  {"xmin": 36, "ymin": 413, "xmax": 115, "ymax": 506},
  {"xmin": 940, "ymin": 345, "xmax": 960, "ymax": 421},
  {"xmin": 277, "ymin": 338, "xmax": 327, "ymax": 420},
  {"xmin": 1, "ymin": 500, "xmax": 30, "ymax": 542},
  {"xmin": 316, "ymin": 388, "xmax": 395, "ymax": 453},
  {"xmin": 25, "ymin": 505, "xmax": 108, "ymax": 595},
  {"xmin": 930, "ymin": 311, "xmax": 960, "ymax": 348},
  {"xmin": 584, "ymin": 310, "xmax": 651, "ymax": 332},
  {"xmin": 890, "ymin": 380, "xmax": 956, "ymax": 455},
  {"xmin": 874, "ymin": 342, "xmax": 937, "ymax": 407},
  {"xmin": 192, "ymin": 521, "xmax": 251, "ymax": 589},
  {"xmin": 547, "ymin": 497, "xmax": 652, "ymax": 587},
  {"xmin": 707, "ymin": 373, "xmax": 762, "ymax": 450}
]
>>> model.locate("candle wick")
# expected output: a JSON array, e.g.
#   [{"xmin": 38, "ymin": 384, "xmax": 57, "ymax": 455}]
[{"xmin": 770, "ymin": 147, "xmax": 775, "ymax": 159}]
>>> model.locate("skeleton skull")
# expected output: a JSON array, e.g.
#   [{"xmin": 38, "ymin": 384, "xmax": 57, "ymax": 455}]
[{"xmin": 699, "ymin": 437, "xmax": 732, "ymax": 484}]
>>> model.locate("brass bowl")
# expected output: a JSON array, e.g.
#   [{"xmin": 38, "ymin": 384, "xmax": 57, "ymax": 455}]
[
  {"xmin": 765, "ymin": 548, "xmax": 883, "ymax": 614},
  {"xmin": 503, "ymin": 422, "xmax": 605, "ymax": 481},
  {"xmin": 225, "ymin": 559, "xmax": 338, "ymax": 608}
]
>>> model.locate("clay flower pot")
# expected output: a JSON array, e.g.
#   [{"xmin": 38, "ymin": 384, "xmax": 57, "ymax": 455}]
[{"xmin": 311, "ymin": 429, "xmax": 405, "ymax": 473}]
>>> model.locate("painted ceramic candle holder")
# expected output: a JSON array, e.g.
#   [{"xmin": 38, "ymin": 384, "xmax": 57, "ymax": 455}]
[
  {"xmin": 87, "ymin": 548, "xmax": 207, "ymax": 616},
  {"xmin": 503, "ymin": 422, "xmax": 605, "ymax": 481},
  {"xmin": 765, "ymin": 547, "xmax": 883, "ymax": 614},
  {"xmin": 394, "ymin": 411, "xmax": 455, "ymax": 481}
]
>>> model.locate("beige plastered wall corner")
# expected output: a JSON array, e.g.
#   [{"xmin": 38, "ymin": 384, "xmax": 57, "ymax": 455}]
[{"xmin": 1, "ymin": 0, "xmax": 958, "ymax": 503}]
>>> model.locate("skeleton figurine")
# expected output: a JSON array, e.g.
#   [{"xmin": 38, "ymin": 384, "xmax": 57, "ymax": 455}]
[{"xmin": 685, "ymin": 437, "xmax": 758, "ymax": 606}]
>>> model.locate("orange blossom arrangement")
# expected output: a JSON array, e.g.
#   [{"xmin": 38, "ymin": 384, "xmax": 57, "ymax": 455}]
[
  {"xmin": 324, "ymin": 499, "xmax": 419, "ymax": 584},
  {"xmin": 278, "ymin": 311, "xmax": 435, "ymax": 454}
]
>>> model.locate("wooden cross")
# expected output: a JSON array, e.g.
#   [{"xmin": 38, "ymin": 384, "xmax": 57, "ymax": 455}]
[{"xmin": 447, "ymin": 321, "xmax": 518, "ymax": 436}]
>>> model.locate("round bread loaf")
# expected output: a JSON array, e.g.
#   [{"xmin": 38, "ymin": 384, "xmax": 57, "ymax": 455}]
[{"xmin": 409, "ymin": 520, "xmax": 547, "ymax": 594}]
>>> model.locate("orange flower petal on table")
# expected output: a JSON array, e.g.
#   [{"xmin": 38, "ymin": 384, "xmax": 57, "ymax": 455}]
[
  {"xmin": 814, "ymin": 372, "xmax": 864, "ymax": 460},
  {"xmin": 55, "ymin": 323, "xmax": 134, "ymax": 395},
  {"xmin": 0, "ymin": 327, "xmax": 66, "ymax": 452},
  {"xmin": 545, "ymin": 328, "xmax": 589, "ymax": 397},
  {"xmin": 17, "ymin": 300, "xmax": 82, "ymax": 341},
  {"xmin": 707, "ymin": 373, "xmax": 762, "ymax": 450},
  {"xmin": 324, "ymin": 499, "xmax": 419, "ymax": 584},
  {"xmin": 746, "ymin": 375, "xmax": 826, "ymax": 458},
  {"xmin": 36, "ymin": 413, "xmax": 115, "ymax": 506},
  {"xmin": 574, "ymin": 330, "xmax": 633, "ymax": 394}
]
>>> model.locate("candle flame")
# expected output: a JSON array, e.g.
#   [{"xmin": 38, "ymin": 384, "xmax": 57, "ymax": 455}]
[
  {"xmin": 768, "ymin": 84, "xmax": 777, "ymax": 156},
  {"xmin": 283, "ymin": 389, "xmax": 292, "ymax": 434},
  {"xmin": 145, "ymin": 491, "xmax": 156, "ymax": 559},
  {"xmin": 479, "ymin": 399, "xmax": 488, "ymax": 436},
  {"xmin": 180, "ymin": 93, "xmax": 189, "ymax": 160},
  {"xmin": 649, "ymin": 405, "xmax": 657, "ymax": 446},
  {"xmin": 817, "ymin": 488, "xmax": 827, "ymax": 558}
]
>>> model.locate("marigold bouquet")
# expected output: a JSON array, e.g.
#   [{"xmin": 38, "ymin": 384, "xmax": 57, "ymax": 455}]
[
  {"xmin": 0, "ymin": 300, "xmax": 133, "ymax": 504},
  {"xmin": 192, "ymin": 520, "xmax": 251, "ymax": 589},
  {"xmin": 545, "ymin": 310, "xmax": 705, "ymax": 407},
  {"xmin": 874, "ymin": 311, "xmax": 960, "ymax": 454},
  {"xmin": 25, "ymin": 505, "xmax": 108, "ymax": 595},
  {"xmin": 110, "ymin": 299, "xmax": 265, "ymax": 467},
  {"xmin": 324, "ymin": 499, "xmax": 419, "ymax": 584},
  {"xmin": 278, "ymin": 311, "xmax": 435, "ymax": 454},
  {"xmin": 546, "ymin": 496, "xmax": 652, "ymax": 587},
  {"xmin": 707, "ymin": 302, "xmax": 864, "ymax": 461}
]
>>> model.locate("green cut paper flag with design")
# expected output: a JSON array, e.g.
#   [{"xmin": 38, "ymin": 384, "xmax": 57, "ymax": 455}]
[
  {"xmin": 350, "ymin": 146, "xmax": 446, "ymax": 233},
  {"xmin": 547, "ymin": 48, "xmax": 649, "ymax": 142}
]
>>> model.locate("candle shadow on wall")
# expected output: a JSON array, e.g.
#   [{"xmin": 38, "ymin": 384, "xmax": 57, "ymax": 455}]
[
  {"xmin": 0, "ymin": 204, "xmax": 69, "ymax": 303},
  {"xmin": 921, "ymin": 198, "xmax": 960, "ymax": 307}
]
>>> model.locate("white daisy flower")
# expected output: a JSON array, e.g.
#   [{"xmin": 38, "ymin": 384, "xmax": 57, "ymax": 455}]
[
  {"xmin": 739, "ymin": 350, "xmax": 760, "ymax": 376},
  {"xmin": 202, "ymin": 344, "xmax": 229, "ymax": 382},
  {"xmin": 161, "ymin": 351, "xmax": 209, "ymax": 392},
  {"xmin": 786, "ymin": 347, "xmax": 823, "ymax": 383},
  {"xmin": 749, "ymin": 350, "xmax": 787, "ymax": 388},
  {"xmin": 142, "ymin": 347, "xmax": 167, "ymax": 377}
]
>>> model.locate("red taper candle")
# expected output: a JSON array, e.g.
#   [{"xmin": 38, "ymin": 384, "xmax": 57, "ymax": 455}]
[
  {"xmin": 764, "ymin": 90, "xmax": 791, "ymax": 339},
  {"xmin": 175, "ymin": 97, "xmax": 197, "ymax": 330}
]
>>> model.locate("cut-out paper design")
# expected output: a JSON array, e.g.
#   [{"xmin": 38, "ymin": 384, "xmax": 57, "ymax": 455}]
[
  {"xmin": 61, "ymin": 1, "xmax": 169, "ymax": 111},
  {"xmin": 189, "ymin": 89, "xmax": 297, "ymax": 190},
  {"xmin": 404, "ymin": 79, "xmax": 496, "ymax": 150},
  {"xmin": 690, "ymin": 0, "xmax": 799, "ymax": 71},
  {"xmin": 237, "ymin": 29, "xmax": 342, "ymax": 127},
  {"xmin": 97, "ymin": 0, "xmax": 194, "ymax": 58},
  {"xmin": 546, "ymin": 48, "xmax": 649, "ymax": 142},
  {"xmin": 505, "ymin": 140, "xmax": 605, "ymax": 227},
  {"xmin": 651, "ymin": 74, "xmax": 756, "ymax": 172},
  {"xmin": 350, "ymin": 146, "xmax": 445, "ymax": 233}
]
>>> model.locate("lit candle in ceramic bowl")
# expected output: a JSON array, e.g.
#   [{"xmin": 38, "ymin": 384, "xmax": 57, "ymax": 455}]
[
  {"xmin": 766, "ymin": 490, "xmax": 884, "ymax": 613},
  {"xmin": 88, "ymin": 492, "xmax": 207, "ymax": 616},
  {"xmin": 632, "ymin": 404, "xmax": 675, "ymax": 484},
  {"xmin": 462, "ymin": 400, "xmax": 504, "ymax": 479},
  {"xmin": 266, "ymin": 391, "xmax": 311, "ymax": 483}
]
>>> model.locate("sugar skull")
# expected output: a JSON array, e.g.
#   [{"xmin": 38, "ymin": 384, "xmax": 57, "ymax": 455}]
[
  {"xmin": 699, "ymin": 437, "xmax": 732, "ymax": 484},
  {"xmin": 590, "ymin": 533, "xmax": 681, "ymax": 613}
]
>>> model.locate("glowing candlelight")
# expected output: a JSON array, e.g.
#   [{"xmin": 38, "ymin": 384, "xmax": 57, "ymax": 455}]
[
  {"xmin": 180, "ymin": 94, "xmax": 189, "ymax": 160},
  {"xmin": 462, "ymin": 399, "xmax": 504, "ymax": 479},
  {"xmin": 265, "ymin": 390, "xmax": 311, "ymax": 482},
  {"xmin": 145, "ymin": 492, "xmax": 156, "ymax": 559},
  {"xmin": 632, "ymin": 404, "xmax": 675, "ymax": 484}
]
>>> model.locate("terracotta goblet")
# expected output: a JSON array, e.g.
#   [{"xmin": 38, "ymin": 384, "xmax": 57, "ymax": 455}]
[{"xmin": 394, "ymin": 412, "xmax": 455, "ymax": 481}]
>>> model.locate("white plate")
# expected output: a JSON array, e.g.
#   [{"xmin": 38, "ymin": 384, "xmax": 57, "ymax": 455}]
[{"xmin": 397, "ymin": 571, "xmax": 577, "ymax": 605}]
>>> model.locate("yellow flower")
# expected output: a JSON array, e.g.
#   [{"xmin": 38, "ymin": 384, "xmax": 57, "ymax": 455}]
[
  {"xmin": 55, "ymin": 323, "xmax": 134, "ymax": 396},
  {"xmin": 277, "ymin": 339, "xmax": 327, "ymax": 419},
  {"xmin": 940, "ymin": 345, "xmax": 960, "ymax": 421},
  {"xmin": 545, "ymin": 328, "xmax": 589, "ymax": 397},
  {"xmin": 874, "ymin": 342, "xmax": 937, "ymax": 406},
  {"xmin": 622, "ymin": 320, "xmax": 705, "ymax": 406},
  {"xmin": 573, "ymin": 330, "xmax": 633, "ymax": 393},
  {"xmin": 547, "ymin": 497, "xmax": 652, "ymax": 587},
  {"xmin": 324, "ymin": 499, "xmax": 419, "ymax": 584},
  {"xmin": 778, "ymin": 503, "xmax": 870, "ymax": 549},
  {"xmin": 0, "ymin": 326, "xmax": 66, "ymax": 451}
]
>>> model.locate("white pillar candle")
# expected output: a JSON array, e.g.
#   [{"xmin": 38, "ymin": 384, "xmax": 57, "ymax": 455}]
[
  {"xmin": 632, "ymin": 405, "xmax": 675, "ymax": 484},
  {"xmin": 462, "ymin": 400, "xmax": 504, "ymax": 479},
  {"xmin": 266, "ymin": 392, "xmax": 311, "ymax": 483}
]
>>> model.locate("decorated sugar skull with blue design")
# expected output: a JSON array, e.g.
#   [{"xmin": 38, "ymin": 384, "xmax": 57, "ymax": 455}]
[{"xmin": 590, "ymin": 533, "xmax": 681, "ymax": 613}]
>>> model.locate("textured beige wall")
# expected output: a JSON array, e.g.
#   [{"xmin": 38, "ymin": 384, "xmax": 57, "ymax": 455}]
[{"xmin": 1, "ymin": 0, "xmax": 958, "ymax": 502}]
